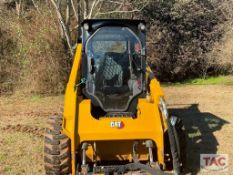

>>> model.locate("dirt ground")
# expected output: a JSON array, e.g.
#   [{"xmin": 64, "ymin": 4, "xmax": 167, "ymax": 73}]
[{"xmin": 0, "ymin": 85, "xmax": 232, "ymax": 175}]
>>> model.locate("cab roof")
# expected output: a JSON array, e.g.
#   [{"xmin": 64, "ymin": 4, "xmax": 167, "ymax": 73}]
[{"xmin": 81, "ymin": 19, "xmax": 145, "ymax": 31}]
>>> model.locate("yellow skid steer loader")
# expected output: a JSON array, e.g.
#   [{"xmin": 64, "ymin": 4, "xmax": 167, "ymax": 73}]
[{"xmin": 44, "ymin": 19, "xmax": 186, "ymax": 175}]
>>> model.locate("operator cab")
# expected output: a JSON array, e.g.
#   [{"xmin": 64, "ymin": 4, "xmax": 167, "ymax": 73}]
[{"xmin": 81, "ymin": 20, "xmax": 146, "ymax": 117}]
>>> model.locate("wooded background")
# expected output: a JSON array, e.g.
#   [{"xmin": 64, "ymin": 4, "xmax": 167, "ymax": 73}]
[{"xmin": 0, "ymin": 0, "xmax": 233, "ymax": 94}]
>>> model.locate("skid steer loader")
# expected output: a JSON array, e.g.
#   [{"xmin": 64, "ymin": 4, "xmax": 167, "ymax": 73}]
[{"xmin": 44, "ymin": 19, "xmax": 186, "ymax": 175}]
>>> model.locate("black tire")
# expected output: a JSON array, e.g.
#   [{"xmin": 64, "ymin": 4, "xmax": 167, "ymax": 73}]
[
  {"xmin": 44, "ymin": 115, "xmax": 71, "ymax": 175},
  {"xmin": 172, "ymin": 116, "xmax": 186, "ymax": 172},
  {"xmin": 164, "ymin": 116, "xmax": 186, "ymax": 173}
]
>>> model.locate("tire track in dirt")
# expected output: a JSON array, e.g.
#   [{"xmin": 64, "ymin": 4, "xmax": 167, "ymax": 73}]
[
  {"xmin": 1, "ymin": 124, "xmax": 44, "ymax": 137},
  {"xmin": 1, "ymin": 112, "xmax": 60, "ymax": 118}
]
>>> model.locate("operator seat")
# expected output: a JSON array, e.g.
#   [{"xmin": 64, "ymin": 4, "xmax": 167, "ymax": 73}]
[{"xmin": 95, "ymin": 52, "xmax": 130, "ymax": 94}]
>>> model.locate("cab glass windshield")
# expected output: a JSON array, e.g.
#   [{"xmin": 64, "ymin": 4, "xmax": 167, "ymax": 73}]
[{"xmin": 85, "ymin": 27, "xmax": 143, "ymax": 112}]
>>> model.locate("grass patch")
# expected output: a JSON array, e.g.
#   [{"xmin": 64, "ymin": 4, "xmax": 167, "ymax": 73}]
[
  {"xmin": 30, "ymin": 95, "xmax": 42, "ymax": 102},
  {"xmin": 3, "ymin": 166, "xmax": 12, "ymax": 173},
  {"xmin": 183, "ymin": 76, "xmax": 233, "ymax": 85},
  {"xmin": 0, "ymin": 132, "xmax": 44, "ymax": 174},
  {"xmin": 0, "ymin": 153, "xmax": 7, "ymax": 162},
  {"xmin": 163, "ymin": 76, "xmax": 233, "ymax": 85}
]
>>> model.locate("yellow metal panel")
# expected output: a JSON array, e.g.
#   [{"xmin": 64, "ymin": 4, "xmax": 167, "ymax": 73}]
[
  {"xmin": 62, "ymin": 44, "xmax": 83, "ymax": 175},
  {"xmin": 76, "ymin": 97, "xmax": 165, "ymax": 166},
  {"xmin": 149, "ymin": 78, "xmax": 168, "ymax": 130}
]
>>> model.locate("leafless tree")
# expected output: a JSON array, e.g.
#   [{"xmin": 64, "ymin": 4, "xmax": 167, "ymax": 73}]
[
  {"xmin": 48, "ymin": 0, "xmax": 149, "ymax": 56},
  {"xmin": 15, "ymin": 0, "xmax": 22, "ymax": 17},
  {"xmin": 50, "ymin": 0, "xmax": 74, "ymax": 55}
]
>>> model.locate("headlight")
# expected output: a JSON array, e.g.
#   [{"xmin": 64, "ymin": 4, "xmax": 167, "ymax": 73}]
[{"xmin": 159, "ymin": 97, "xmax": 169, "ymax": 119}]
